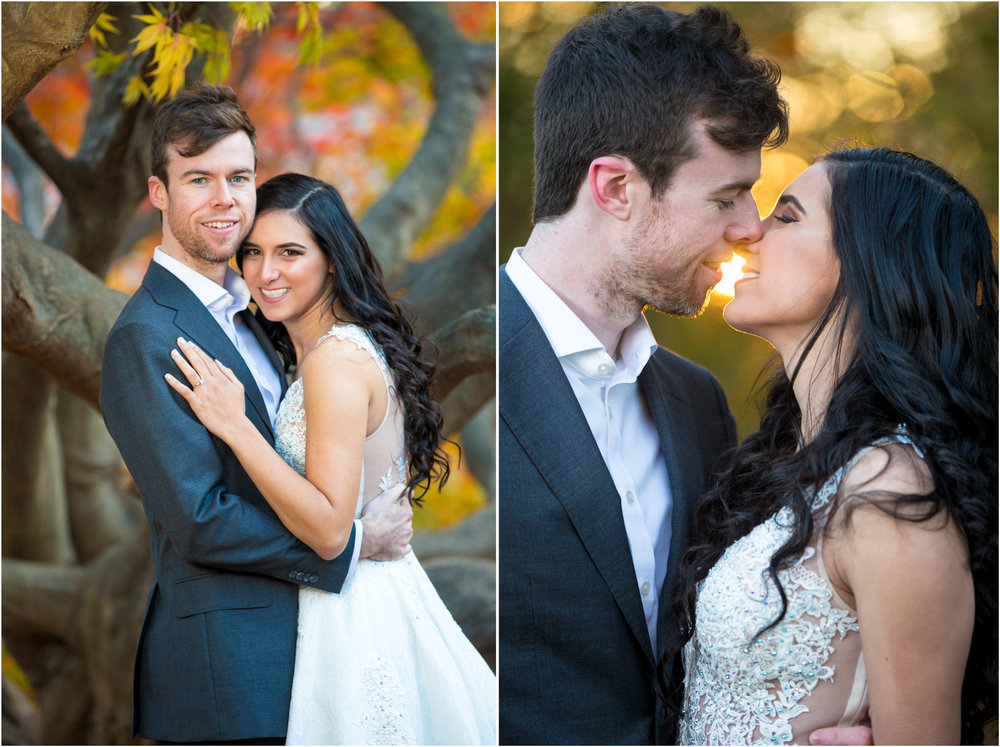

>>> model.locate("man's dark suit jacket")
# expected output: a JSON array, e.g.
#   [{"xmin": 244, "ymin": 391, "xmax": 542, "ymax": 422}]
[
  {"xmin": 100, "ymin": 261, "xmax": 356, "ymax": 743},
  {"xmin": 498, "ymin": 267, "xmax": 736, "ymax": 745}
]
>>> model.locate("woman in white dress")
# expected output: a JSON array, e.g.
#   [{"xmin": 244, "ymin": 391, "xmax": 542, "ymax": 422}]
[
  {"xmin": 166, "ymin": 173, "xmax": 496, "ymax": 745},
  {"xmin": 659, "ymin": 147, "xmax": 996, "ymax": 744}
]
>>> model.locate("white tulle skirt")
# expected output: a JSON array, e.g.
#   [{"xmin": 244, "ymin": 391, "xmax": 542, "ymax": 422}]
[{"xmin": 286, "ymin": 551, "xmax": 497, "ymax": 745}]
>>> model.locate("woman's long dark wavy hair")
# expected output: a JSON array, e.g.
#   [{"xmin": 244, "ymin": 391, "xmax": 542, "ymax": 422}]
[
  {"xmin": 658, "ymin": 147, "xmax": 998, "ymax": 742},
  {"xmin": 238, "ymin": 173, "xmax": 451, "ymax": 502}
]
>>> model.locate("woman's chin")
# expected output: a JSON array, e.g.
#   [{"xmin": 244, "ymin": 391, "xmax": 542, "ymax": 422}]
[{"xmin": 722, "ymin": 300, "xmax": 754, "ymax": 335}]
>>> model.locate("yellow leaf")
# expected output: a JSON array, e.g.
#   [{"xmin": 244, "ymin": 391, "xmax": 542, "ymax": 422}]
[
  {"xmin": 95, "ymin": 12, "xmax": 119, "ymax": 33},
  {"xmin": 133, "ymin": 5, "xmax": 165, "ymax": 25},
  {"xmin": 149, "ymin": 69, "xmax": 173, "ymax": 102},
  {"xmin": 131, "ymin": 22, "xmax": 166, "ymax": 55},
  {"xmin": 89, "ymin": 26, "xmax": 107, "ymax": 48},
  {"xmin": 123, "ymin": 74, "xmax": 150, "ymax": 105},
  {"xmin": 170, "ymin": 64, "xmax": 187, "ymax": 97},
  {"xmin": 2, "ymin": 645, "xmax": 37, "ymax": 705},
  {"xmin": 88, "ymin": 12, "xmax": 119, "ymax": 48}
]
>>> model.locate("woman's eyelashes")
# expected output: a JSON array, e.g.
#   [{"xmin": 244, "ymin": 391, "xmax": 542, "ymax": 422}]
[
  {"xmin": 240, "ymin": 246, "xmax": 304, "ymax": 257},
  {"xmin": 774, "ymin": 213, "xmax": 797, "ymax": 224}
]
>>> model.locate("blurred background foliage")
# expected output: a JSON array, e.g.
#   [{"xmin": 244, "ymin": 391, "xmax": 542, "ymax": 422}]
[
  {"xmin": 499, "ymin": 1, "xmax": 998, "ymax": 439},
  {"xmin": 4, "ymin": 1, "xmax": 495, "ymax": 531}
]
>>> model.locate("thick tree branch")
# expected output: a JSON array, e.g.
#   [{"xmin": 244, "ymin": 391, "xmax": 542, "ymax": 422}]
[
  {"xmin": 460, "ymin": 399, "xmax": 495, "ymax": 503},
  {"xmin": 2, "ymin": 125, "xmax": 47, "ymax": 237},
  {"xmin": 2, "ymin": 214, "xmax": 126, "ymax": 409},
  {"xmin": 423, "ymin": 557, "xmax": 495, "ymax": 664},
  {"xmin": 440, "ymin": 371, "xmax": 494, "ymax": 436},
  {"xmin": 1, "ymin": 2, "xmax": 106, "ymax": 121},
  {"xmin": 405, "ymin": 203, "xmax": 495, "ymax": 332},
  {"xmin": 413, "ymin": 503, "xmax": 495, "ymax": 561},
  {"xmin": 432, "ymin": 305, "xmax": 495, "ymax": 401},
  {"xmin": 363, "ymin": 2, "xmax": 494, "ymax": 280},
  {"xmin": 2, "ymin": 559, "xmax": 87, "ymax": 647},
  {"xmin": 4, "ymin": 104, "xmax": 78, "ymax": 192}
]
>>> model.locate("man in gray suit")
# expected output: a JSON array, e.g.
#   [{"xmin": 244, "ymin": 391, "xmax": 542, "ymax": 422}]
[
  {"xmin": 101, "ymin": 84, "xmax": 411, "ymax": 744},
  {"xmin": 498, "ymin": 5, "xmax": 780, "ymax": 744}
]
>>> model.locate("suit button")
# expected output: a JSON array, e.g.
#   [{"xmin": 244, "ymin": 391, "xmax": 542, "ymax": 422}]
[
  {"xmin": 288, "ymin": 570, "xmax": 297, "ymax": 580},
  {"xmin": 296, "ymin": 572, "xmax": 305, "ymax": 581},
  {"xmin": 309, "ymin": 574, "xmax": 318, "ymax": 584}
]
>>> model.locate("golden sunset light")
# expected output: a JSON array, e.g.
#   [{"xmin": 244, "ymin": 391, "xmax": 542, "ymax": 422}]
[{"xmin": 713, "ymin": 254, "xmax": 747, "ymax": 299}]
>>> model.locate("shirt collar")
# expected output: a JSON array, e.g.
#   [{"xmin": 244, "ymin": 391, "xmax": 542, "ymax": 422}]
[
  {"xmin": 506, "ymin": 247, "xmax": 657, "ymax": 381},
  {"xmin": 153, "ymin": 247, "xmax": 250, "ymax": 315}
]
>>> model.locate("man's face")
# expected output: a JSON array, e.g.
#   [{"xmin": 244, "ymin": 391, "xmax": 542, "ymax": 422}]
[
  {"xmin": 604, "ymin": 120, "xmax": 764, "ymax": 318},
  {"xmin": 148, "ymin": 131, "xmax": 256, "ymax": 270}
]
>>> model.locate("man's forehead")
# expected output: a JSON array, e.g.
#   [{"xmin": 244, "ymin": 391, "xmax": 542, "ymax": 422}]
[
  {"xmin": 680, "ymin": 121, "xmax": 762, "ymax": 182},
  {"xmin": 164, "ymin": 134, "xmax": 255, "ymax": 169},
  {"xmin": 675, "ymin": 146, "xmax": 762, "ymax": 192}
]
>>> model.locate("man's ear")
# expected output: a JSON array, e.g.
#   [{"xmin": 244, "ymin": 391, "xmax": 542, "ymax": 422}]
[
  {"xmin": 148, "ymin": 176, "xmax": 167, "ymax": 211},
  {"xmin": 587, "ymin": 156, "xmax": 636, "ymax": 221}
]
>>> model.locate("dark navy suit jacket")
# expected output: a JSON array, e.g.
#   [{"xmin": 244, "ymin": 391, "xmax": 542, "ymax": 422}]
[
  {"xmin": 100, "ymin": 261, "xmax": 356, "ymax": 742},
  {"xmin": 498, "ymin": 267, "xmax": 736, "ymax": 745}
]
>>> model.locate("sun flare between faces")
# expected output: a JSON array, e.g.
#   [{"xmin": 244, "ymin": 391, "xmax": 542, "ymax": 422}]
[{"xmin": 713, "ymin": 254, "xmax": 747, "ymax": 298}]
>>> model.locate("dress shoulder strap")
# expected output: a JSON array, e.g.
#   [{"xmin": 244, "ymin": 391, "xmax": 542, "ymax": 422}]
[
  {"xmin": 316, "ymin": 323, "xmax": 391, "ymax": 376},
  {"xmin": 812, "ymin": 425, "xmax": 925, "ymax": 512}
]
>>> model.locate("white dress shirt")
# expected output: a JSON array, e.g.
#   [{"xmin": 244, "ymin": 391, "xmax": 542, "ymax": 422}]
[
  {"xmin": 153, "ymin": 248, "xmax": 363, "ymax": 572},
  {"xmin": 507, "ymin": 247, "xmax": 673, "ymax": 653}
]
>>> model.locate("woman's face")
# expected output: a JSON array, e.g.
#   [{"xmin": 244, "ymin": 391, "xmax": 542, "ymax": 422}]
[
  {"xmin": 240, "ymin": 209, "xmax": 334, "ymax": 325},
  {"xmin": 723, "ymin": 163, "xmax": 840, "ymax": 353}
]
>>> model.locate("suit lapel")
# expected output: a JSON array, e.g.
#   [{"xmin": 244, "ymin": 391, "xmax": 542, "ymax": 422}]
[
  {"xmin": 143, "ymin": 262, "xmax": 276, "ymax": 439},
  {"xmin": 500, "ymin": 270, "xmax": 655, "ymax": 664},
  {"xmin": 639, "ymin": 355, "xmax": 705, "ymax": 652}
]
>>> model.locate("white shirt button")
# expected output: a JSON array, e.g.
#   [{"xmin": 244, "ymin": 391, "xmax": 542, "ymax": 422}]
[
  {"xmin": 597, "ymin": 362, "xmax": 612, "ymax": 376},
  {"xmin": 626, "ymin": 490, "xmax": 635, "ymax": 505},
  {"xmin": 640, "ymin": 580, "xmax": 651, "ymax": 596}
]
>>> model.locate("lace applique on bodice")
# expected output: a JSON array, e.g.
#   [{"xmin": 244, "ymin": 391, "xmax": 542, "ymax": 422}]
[
  {"xmin": 275, "ymin": 377, "xmax": 308, "ymax": 475},
  {"xmin": 274, "ymin": 323, "xmax": 407, "ymax": 518},
  {"xmin": 680, "ymin": 428, "xmax": 920, "ymax": 745}
]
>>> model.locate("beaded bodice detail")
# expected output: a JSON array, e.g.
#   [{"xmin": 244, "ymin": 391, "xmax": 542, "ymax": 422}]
[
  {"xmin": 679, "ymin": 429, "xmax": 920, "ymax": 745},
  {"xmin": 274, "ymin": 323, "xmax": 407, "ymax": 518}
]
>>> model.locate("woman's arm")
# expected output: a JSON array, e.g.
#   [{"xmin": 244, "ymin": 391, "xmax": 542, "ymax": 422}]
[
  {"xmin": 829, "ymin": 444, "xmax": 973, "ymax": 745},
  {"xmin": 166, "ymin": 337, "xmax": 379, "ymax": 561}
]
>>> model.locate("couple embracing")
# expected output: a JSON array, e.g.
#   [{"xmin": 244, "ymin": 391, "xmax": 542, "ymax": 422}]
[
  {"xmin": 499, "ymin": 4, "xmax": 996, "ymax": 746},
  {"xmin": 100, "ymin": 84, "xmax": 496, "ymax": 745}
]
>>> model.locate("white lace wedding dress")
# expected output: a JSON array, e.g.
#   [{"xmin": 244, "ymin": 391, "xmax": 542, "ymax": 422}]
[
  {"xmin": 277, "ymin": 324, "xmax": 497, "ymax": 746},
  {"xmin": 679, "ymin": 430, "xmax": 922, "ymax": 745}
]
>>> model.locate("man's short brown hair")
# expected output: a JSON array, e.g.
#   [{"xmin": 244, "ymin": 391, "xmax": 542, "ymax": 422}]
[{"xmin": 150, "ymin": 83, "xmax": 257, "ymax": 186}]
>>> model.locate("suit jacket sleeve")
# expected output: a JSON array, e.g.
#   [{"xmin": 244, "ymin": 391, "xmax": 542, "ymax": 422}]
[{"xmin": 101, "ymin": 318, "xmax": 354, "ymax": 593}]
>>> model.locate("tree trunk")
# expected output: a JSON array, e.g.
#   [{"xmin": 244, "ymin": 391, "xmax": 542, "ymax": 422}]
[{"xmin": 1, "ymin": 2, "xmax": 106, "ymax": 121}]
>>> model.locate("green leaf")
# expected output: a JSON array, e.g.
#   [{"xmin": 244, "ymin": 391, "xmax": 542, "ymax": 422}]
[
  {"xmin": 231, "ymin": 1, "xmax": 273, "ymax": 33},
  {"xmin": 87, "ymin": 48, "xmax": 127, "ymax": 76},
  {"xmin": 203, "ymin": 29, "xmax": 232, "ymax": 83},
  {"xmin": 297, "ymin": 25, "xmax": 324, "ymax": 67}
]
